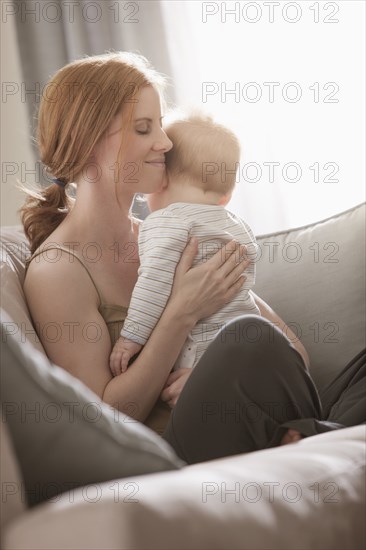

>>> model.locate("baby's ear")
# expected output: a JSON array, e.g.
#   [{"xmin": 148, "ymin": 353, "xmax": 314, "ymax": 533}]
[{"xmin": 217, "ymin": 193, "xmax": 231, "ymax": 207}]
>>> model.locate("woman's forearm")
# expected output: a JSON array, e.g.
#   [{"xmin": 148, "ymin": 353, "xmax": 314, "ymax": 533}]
[
  {"xmin": 102, "ymin": 304, "xmax": 194, "ymax": 422},
  {"xmin": 251, "ymin": 291, "xmax": 310, "ymax": 370}
]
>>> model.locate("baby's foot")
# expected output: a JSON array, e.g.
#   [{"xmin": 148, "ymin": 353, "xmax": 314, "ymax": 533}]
[{"xmin": 280, "ymin": 428, "xmax": 303, "ymax": 445}]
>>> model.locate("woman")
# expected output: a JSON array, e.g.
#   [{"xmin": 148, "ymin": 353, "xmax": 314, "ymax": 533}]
[{"xmin": 21, "ymin": 52, "xmax": 364, "ymax": 464}]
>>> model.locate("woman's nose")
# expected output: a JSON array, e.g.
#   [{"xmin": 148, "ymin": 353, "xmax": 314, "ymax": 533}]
[{"xmin": 153, "ymin": 129, "xmax": 173, "ymax": 152}]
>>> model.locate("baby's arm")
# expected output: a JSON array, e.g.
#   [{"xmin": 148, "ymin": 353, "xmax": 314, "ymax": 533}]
[
  {"xmin": 109, "ymin": 337, "xmax": 142, "ymax": 376},
  {"xmin": 111, "ymin": 212, "xmax": 192, "ymax": 373}
]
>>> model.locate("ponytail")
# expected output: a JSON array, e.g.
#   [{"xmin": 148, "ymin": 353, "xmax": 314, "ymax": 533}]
[{"xmin": 19, "ymin": 183, "xmax": 74, "ymax": 255}]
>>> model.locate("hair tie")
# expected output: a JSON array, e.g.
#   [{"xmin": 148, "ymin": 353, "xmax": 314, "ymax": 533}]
[{"xmin": 52, "ymin": 178, "xmax": 66, "ymax": 188}]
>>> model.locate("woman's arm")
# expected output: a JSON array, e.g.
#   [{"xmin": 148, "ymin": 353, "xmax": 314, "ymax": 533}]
[
  {"xmin": 251, "ymin": 291, "xmax": 310, "ymax": 370},
  {"xmin": 25, "ymin": 239, "xmax": 249, "ymax": 422}
]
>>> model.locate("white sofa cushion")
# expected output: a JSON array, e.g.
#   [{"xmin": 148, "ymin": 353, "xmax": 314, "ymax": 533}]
[
  {"xmin": 1, "ymin": 309, "xmax": 185, "ymax": 508},
  {"xmin": 2, "ymin": 425, "xmax": 365, "ymax": 550},
  {"xmin": 255, "ymin": 203, "xmax": 366, "ymax": 391}
]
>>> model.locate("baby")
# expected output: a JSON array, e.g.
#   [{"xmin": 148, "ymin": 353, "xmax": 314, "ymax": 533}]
[{"xmin": 110, "ymin": 112, "xmax": 260, "ymax": 376}]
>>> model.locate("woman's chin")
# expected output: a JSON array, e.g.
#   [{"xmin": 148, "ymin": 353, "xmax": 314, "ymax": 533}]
[{"xmin": 135, "ymin": 182, "xmax": 164, "ymax": 196}]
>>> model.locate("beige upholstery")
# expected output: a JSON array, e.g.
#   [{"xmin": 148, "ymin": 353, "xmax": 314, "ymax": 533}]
[
  {"xmin": 0, "ymin": 226, "xmax": 45, "ymax": 354},
  {"xmin": 3, "ymin": 426, "xmax": 365, "ymax": 550},
  {"xmin": 0, "ymin": 421, "xmax": 25, "ymax": 530},
  {"xmin": 255, "ymin": 203, "xmax": 366, "ymax": 389},
  {"xmin": 1, "ymin": 204, "xmax": 365, "ymax": 549}
]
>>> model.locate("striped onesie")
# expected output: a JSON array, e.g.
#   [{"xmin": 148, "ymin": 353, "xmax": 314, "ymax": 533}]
[{"xmin": 121, "ymin": 202, "xmax": 261, "ymax": 371}]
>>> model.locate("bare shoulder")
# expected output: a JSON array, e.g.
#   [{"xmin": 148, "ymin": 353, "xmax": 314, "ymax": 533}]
[
  {"xmin": 24, "ymin": 247, "xmax": 99, "ymax": 313},
  {"xmin": 23, "ymin": 250, "xmax": 113, "ymax": 398}
]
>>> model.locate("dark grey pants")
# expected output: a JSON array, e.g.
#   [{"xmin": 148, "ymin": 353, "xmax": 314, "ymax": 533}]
[{"xmin": 162, "ymin": 316, "xmax": 366, "ymax": 464}]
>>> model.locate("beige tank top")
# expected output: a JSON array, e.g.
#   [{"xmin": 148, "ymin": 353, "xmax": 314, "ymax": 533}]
[
  {"xmin": 25, "ymin": 245, "xmax": 171, "ymax": 435},
  {"xmin": 25, "ymin": 245, "xmax": 128, "ymax": 345}
]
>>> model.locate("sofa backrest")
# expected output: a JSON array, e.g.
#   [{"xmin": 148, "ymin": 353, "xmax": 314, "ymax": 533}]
[{"xmin": 255, "ymin": 202, "xmax": 365, "ymax": 391}]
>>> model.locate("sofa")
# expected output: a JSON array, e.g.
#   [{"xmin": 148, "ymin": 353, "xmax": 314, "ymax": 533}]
[{"xmin": 1, "ymin": 203, "xmax": 365, "ymax": 550}]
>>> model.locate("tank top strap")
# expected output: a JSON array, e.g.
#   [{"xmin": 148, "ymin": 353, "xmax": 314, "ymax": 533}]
[{"xmin": 26, "ymin": 245, "xmax": 104, "ymax": 307}]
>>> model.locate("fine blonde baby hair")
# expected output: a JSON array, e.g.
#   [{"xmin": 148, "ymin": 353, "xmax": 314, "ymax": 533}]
[{"xmin": 164, "ymin": 110, "xmax": 240, "ymax": 195}]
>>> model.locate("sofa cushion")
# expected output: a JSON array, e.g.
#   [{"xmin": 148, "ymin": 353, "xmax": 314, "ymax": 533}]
[
  {"xmin": 2, "ymin": 425, "xmax": 365, "ymax": 550},
  {"xmin": 0, "ymin": 226, "xmax": 44, "ymax": 354},
  {"xmin": 0, "ymin": 309, "xmax": 185, "ymax": 508},
  {"xmin": 255, "ymin": 203, "xmax": 366, "ymax": 391},
  {"xmin": 0, "ymin": 225, "xmax": 29, "ymax": 285},
  {"xmin": 0, "ymin": 420, "xmax": 26, "ymax": 529}
]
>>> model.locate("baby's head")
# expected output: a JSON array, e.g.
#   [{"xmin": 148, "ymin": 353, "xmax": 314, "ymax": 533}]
[{"xmin": 147, "ymin": 112, "xmax": 240, "ymax": 211}]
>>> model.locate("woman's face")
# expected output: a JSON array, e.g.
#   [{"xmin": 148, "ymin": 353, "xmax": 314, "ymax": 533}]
[{"xmin": 99, "ymin": 85, "xmax": 173, "ymax": 195}]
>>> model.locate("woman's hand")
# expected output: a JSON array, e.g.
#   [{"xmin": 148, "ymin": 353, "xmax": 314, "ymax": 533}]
[
  {"xmin": 168, "ymin": 238, "xmax": 251, "ymax": 324},
  {"xmin": 160, "ymin": 368, "xmax": 192, "ymax": 408}
]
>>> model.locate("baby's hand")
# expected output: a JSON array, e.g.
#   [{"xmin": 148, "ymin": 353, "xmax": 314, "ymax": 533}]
[{"xmin": 109, "ymin": 337, "xmax": 143, "ymax": 377}]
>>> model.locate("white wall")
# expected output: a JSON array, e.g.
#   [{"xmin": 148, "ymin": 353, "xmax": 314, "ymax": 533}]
[
  {"xmin": 1, "ymin": 14, "xmax": 36, "ymax": 226},
  {"xmin": 162, "ymin": 0, "xmax": 365, "ymax": 234}
]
